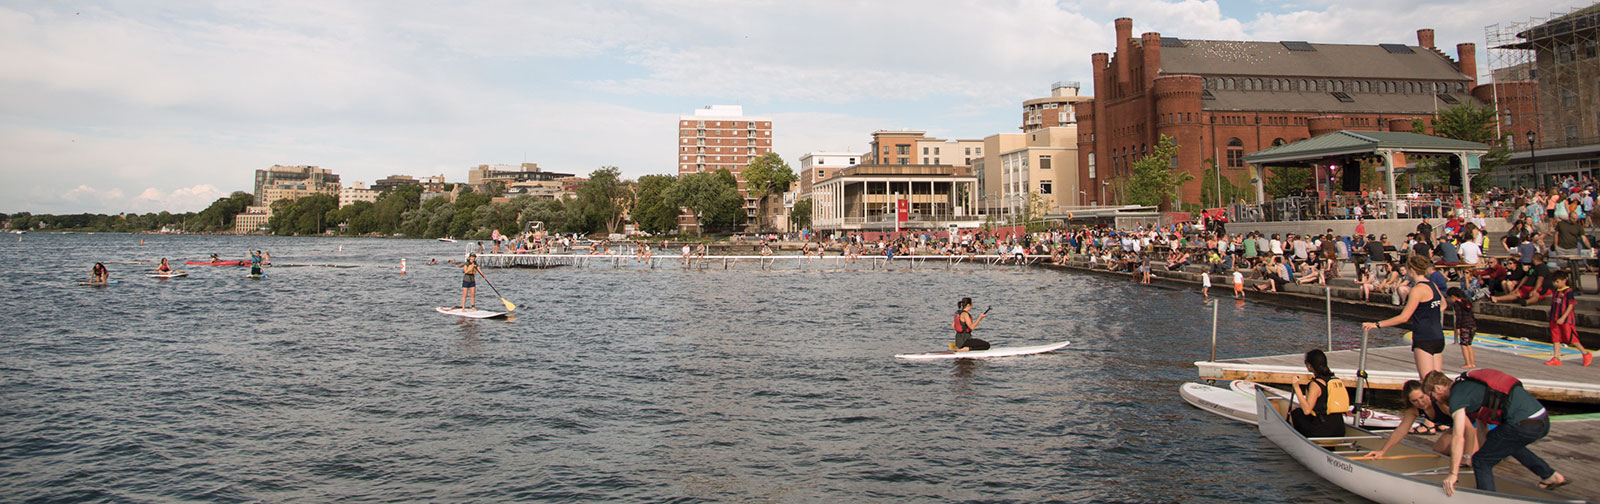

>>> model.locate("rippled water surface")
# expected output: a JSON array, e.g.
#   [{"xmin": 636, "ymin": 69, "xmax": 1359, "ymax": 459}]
[{"xmin": 0, "ymin": 233, "xmax": 1396, "ymax": 502}]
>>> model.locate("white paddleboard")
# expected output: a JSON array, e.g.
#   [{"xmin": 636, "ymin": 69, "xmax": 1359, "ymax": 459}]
[
  {"xmin": 436, "ymin": 306, "xmax": 508, "ymax": 319},
  {"xmin": 78, "ymin": 281, "xmax": 122, "ymax": 286},
  {"xmin": 1229, "ymin": 380, "xmax": 1406, "ymax": 429},
  {"xmin": 1180, "ymin": 382, "xmax": 1259, "ymax": 424},
  {"xmin": 148, "ymin": 272, "xmax": 188, "ymax": 278},
  {"xmin": 894, "ymin": 340, "xmax": 1069, "ymax": 360}
]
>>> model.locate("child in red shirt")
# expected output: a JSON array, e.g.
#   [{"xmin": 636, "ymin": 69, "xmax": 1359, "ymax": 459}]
[{"xmin": 1546, "ymin": 271, "xmax": 1592, "ymax": 367}]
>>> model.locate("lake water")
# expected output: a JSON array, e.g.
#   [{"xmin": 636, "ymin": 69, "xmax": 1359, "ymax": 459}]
[{"xmin": 0, "ymin": 233, "xmax": 1391, "ymax": 502}]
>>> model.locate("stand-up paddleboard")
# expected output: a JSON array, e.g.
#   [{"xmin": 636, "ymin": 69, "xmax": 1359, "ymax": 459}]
[
  {"xmin": 1229, "ymin": 380, "xmax": 1406, "ymax": 429},
  {"xmin": 436, "ymin": 306, "xmax": 508, "ymax": 319},
  {"xmin": 1404, "ymin": 330, "xmax": 1582, "ymax": 359},
  {"xmin": 78, "ymin": 281, "xmax": 121, "ymax": 286},
  {"xmin": 1180, "ymin": 382, "xmax": 1260, "ymax": 424},
  {"xmin": 894, "ymin": 340, "xmax": 1069, "ymax": 360},
  {"xmin": 247, "ymin": 273, "xmax": 266, "ymax": 279},
  {"xmin": 148, "ymin": 271, "xmax": 188, "ymax": 279}
]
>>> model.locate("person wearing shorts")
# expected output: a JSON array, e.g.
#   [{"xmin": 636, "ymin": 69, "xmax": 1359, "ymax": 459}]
[
  {"xmin": 1447, "ymin": 287, "xmax": 1477, "ymax": 369},
  {"xmin": 458, "ymin": 253, "xmax": 479, "ymax": 310},
  {"xmin": 1366, "ymin": 254, "xmax": 1447, "ymax": 379},
  {"xmin": 1546, "ymin": 271, "xmax": 1593, "ymax": 367}
]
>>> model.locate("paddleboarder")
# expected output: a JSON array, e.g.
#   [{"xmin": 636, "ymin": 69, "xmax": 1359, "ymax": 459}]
[
  {"xmin": 90, "ymin": 262, "xmax": 109, "ymax": 284},
  {"xmin": 458, "ymin": 253, "xmax": 480, "ymax": 310},
  {"xmin": 950, "ymin": 297, "xmax": 989, "ymax": 352},
  {"xmin": 249, "ymin": 251, "xmax": 264, "ymax": 277},
  {"xmin": 155, "ymin": 258, "xmax": 172, "ymax": 274}
]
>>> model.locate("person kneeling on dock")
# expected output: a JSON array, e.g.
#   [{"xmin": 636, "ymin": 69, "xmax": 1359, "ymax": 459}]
[
  {"xmin": 1425, "ymin": 369, "xmax": 1569, "ymax": 496},
  {"xmin": 949, "ymin": 297, "xmax": 989, "ymax": 352},
  {"xmin": 1289, "ymin": 349, "xmax": 1346, "ymax": 438}
]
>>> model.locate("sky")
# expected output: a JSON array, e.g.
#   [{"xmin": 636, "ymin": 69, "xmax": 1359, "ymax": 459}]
[{"xmin": 0, "ymin": 0, "xmax": 1584, "ymax": 214}]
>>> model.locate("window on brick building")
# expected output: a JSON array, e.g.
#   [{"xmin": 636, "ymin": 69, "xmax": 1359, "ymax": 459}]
[
  {"xmin": 897, "ymin": 145, "xmax": 909, "ymax": 155},
  {"xmin": 1226, "ymin": 138, "xmax": 1245, "ymax": 168},
  {"xmin": 1088, "ymin": 153, "xmax": 1097, "ymax": 179}
]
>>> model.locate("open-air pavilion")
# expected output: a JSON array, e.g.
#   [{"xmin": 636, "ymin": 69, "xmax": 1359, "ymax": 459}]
[{"xmin": 1241, "ymin": 130, "xmax": 1492, "ymax": 219}]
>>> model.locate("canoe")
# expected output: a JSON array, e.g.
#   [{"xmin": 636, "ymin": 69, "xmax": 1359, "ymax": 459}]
[
  {"xmin": 1254, "ymin": 390, "xmax": 1581, "ymax": 503},
  {"xmin": 1180, "ymin": 382, "xmax": 1259, "ymax": 424},
  {"xmin": 1230, "ymin": 380, "xmax": 1406, "ymax": 429},
  {"xmin": 894, "ymin": 340, "xmax": 1069, "ymax": 360},
  {"xmin": 185, "ymin": 260, "xmax": 247, "ymax": 266}
]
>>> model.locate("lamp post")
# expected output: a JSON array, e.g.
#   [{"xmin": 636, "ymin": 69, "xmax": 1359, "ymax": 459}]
[
  {"xmin": 1101, "ymin": 181, "xmax": 1109, "ymax": 206},
  {"xmin": 1079, "ymin": 190, "xmax": 1087, "ymax": 206},
  {"xmin": 1526, "ymin": 131, "xmax": 1541, "ymax": 189}
]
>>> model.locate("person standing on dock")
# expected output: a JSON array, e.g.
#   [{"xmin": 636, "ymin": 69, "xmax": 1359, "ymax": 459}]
[
  {"xmin": 1424, "ymin": 370, "xmax": 1568, "ymax": 496},
  {"xmin": 1446, "ymin": 287, "xmax": 1477, "ymax": 369},
  {"xmin": 1363, "ymin": 254, "xmax": 1446, "ymax": 380},
  {"xmin": 1545, "ymin": 271, "xmax": 1592, "ymax": 367}
]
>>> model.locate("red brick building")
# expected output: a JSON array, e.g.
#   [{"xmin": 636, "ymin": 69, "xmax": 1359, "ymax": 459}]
[
  {"xmin": 1075, "ymin": 19, "xmax": 1482, "ymax": 207},
  {"xmin": 676, "ymin": 105, "xmax": 774, "ymax": 231}
]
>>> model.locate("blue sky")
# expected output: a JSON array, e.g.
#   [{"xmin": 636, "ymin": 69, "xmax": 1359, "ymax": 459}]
[{"xmin": 0, "ymin": 0, "xmax": 1582, "ymax": 214}]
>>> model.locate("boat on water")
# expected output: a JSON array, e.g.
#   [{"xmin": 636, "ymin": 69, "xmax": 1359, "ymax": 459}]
[
  {"xmin": 1253, "ymin": 390, "xmax": 1581, "ymax": 504},
  {"xmin": 438, "ymin": 238, "xmax": 457, "ymax": 243}
]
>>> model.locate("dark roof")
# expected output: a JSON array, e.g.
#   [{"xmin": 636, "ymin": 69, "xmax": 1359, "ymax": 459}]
[
  {"xmin": 1244, "ymin": 130, "xmax": 1490, "ymax": 164},
  {"xmin": 1159, "ymin": 40, "xmax": 1469, "ymax": 80},
  {"xmin": 1202, "ymin": 89, "xmax": 1479, "ymax": 114}
]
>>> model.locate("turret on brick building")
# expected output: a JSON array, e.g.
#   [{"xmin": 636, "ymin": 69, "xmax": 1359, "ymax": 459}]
[{"xmin": 1075, "ymin": 19, "xmax": 1483, "ymax": 207}]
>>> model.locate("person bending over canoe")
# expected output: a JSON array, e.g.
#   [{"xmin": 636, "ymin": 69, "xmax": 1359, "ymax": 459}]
[
  {"xmin": 458, "ymin": 253, "xmax": 480, "ymax": 310},
  {"xmin": 156, "ymin": 258, "xmax": 171, "ymax": 274},
  {"xmin": 1288, "ymin": 349, "xmax": 1345, "ymax": 438},
  {"xmin": 90, "ymin": 263, "xmax": 109, "ymax": 284},
  {"xmin": 949, "ymin": 297, "xmax": 989, "ymax": 352},
  {"xmin": 1361, "ymin": 379, "xmax": 1478, "ymax": 461},
  {"xmin": 1425, "ymin": 370, "xmax": 1568, "ymax": 496}
]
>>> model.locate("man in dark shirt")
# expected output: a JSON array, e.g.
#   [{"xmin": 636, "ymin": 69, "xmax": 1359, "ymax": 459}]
[
  {"xmin": 1493, "ymin": 253, "xmax": 1553, "ymax": 305},
  {"xmin": 1416, "ymin": 217, "xmax": 1434, "ymax": 244},
  {"xmin": 1553, "ymin": 213, "xmax": 1592, "ymax": 257},
  {"xmin": 1364, "ymin": 234, "xmax": 1387, "ymax": 264},
  {"xmin": 1517, "ymin": 233, "xmax": 1541, "ymax": 265},
  {"xmin": 1425, "ymin": 370, "xmax": 1566, "ymax": 495}
]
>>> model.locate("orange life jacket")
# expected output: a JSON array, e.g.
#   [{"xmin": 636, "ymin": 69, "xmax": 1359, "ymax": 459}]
[{"xmin": 952, "ymin": 311, "xmax": 970, "ymax": 332}]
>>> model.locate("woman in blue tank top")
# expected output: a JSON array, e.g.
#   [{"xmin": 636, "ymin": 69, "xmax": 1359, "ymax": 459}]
[{"xmin": 1364, "ymin": 254, "xmax": 1445, "ymax": 380}]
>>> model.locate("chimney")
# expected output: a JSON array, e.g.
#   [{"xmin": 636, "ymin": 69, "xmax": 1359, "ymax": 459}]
[
  {"xmin": 1115, "ymin": 18, "xmax": 1133, "ymax": 88},
  {"xmin": 1457, "ymin": 42, "xmax": 1478, "ymax": 86},
  {"xmin": 1417, "ymin": 29, "xmax": 1435, "ymax": 50}
]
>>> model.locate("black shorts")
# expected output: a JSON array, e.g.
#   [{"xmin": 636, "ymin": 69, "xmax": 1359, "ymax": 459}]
[
  {"xmin": 462, "ymin": 279, "xmax": 476, "ymax": 288},
  {"xmin": 1457, "ymin": 328, "xmax": 1475, "ymax": 346},
  {"xmin": 1412, "ymin": 337, "xmax": 1445, "ymax": 355}
]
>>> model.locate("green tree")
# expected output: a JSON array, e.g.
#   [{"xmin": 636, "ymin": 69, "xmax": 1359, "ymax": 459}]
[
  {"xmin": 789, "ymin": 198, "xmax": 813, "ymax": 231},
  {"xmin": 268, "ymin": 193, "xmax": 337, "ymax": 235},
  {"xmin": 632, "ymin": 174, "xmax": 680, "ymax": 236},
  {"xmin": 741, "ymin": 153, "xmax": 797, "ymax": 231},
  {"xmin": 575, "ymin": 166, "xmax": 632, "ymax": 235},
  {"xmin": 1428, "ymin": 103, "xmax": 1509, "ymax": 192},
  {"xmin": 1198, "ymin": 158, "xmax": 1254, "ymax": 207},
  {"xmin": 1264, "ymin": 166, "xmax": 1315, "ymax": 199},
  {"xmin": 667, "ymin": 170, "xmax": 743, "ymax": 235},
  {"xmin": 371, "ymin": 184, "xmax": 422, "ymax": 234},
  {"xmin": 189, "ymin": 191, "xmax": 254, "ymax": 232},
  {"xmin": 1125, "ymin": 134, "xmax": 1192, "ymax": 210}
]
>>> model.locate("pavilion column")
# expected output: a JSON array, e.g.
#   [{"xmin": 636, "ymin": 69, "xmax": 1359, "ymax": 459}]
[
  {"xmin": 1251, "ymin": 164, "xmax": 1266, "ymax": 203},
  {"xmin": 1458, "ymin": 152, "xmax": 1472, "ymax": 215},
  {"xmin": 1382, "ymin": 150, "xmax": 1399, "ymax": 219}
]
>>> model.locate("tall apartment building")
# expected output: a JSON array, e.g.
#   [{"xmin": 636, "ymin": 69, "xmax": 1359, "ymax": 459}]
[
  {"xmin": 677, "ymin": 105, "xmax": 774, "ymax": 230},
  {"xmin": 1075, "ymin": 18, "xmax": 1479, "ymax": 206},
  {"xmin": 1023, "ymin": 82, "xmax": 1091, "ymax": 132},
  {"xmin": 339, "ymin": 182, "xmax": 381, "ymax": 207},
  {"xmin": 236, "ymin": 164, "xmax": 341, "ymax": 233}
]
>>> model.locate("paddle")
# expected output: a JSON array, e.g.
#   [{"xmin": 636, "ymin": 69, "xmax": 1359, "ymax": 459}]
[{"xmin": 475, "ymin": 268, "xmax": 516, "ymax": 312}]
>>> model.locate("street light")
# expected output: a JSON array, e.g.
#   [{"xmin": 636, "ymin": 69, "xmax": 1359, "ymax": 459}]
[
  {"xmin": 1526, "ymin": 131, "xmax": 1541, "ymax": 189},
  {"xmin": 1079, "ymin": 189, "xmax": 1087, "ymax": 206},
  {"xmin": 1101, "ymin": 181, "xmax": 1110, "ymax": 206}
]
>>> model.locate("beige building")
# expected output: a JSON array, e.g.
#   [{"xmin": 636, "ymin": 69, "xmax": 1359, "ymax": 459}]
[
  {"xmin": 999, "ymin": 126, "xmax": 1082, "ymax": 215},
  {"xmin": 797, "ymin": 151, "xmax": 865, "ymax": 200},
  {"xmin": 238, "ymin": 165, "xmax": 341, "ymax": 233},
  {"xmin": 975, "ymin": 134, "xmax": 1026, "ymax": 216},
  {"xmin": 233, "ymin": 206, "xmax": 270, "ymax": 233},
  {"xmin": 1022, "ymin": 82, "xmax": 1091, "ymax": 132},
  {"xmin": 810, "ymin": 165, "xmax": 979, "ymax": 232},
  {"xmin": 340, "ymin": 182, "xmax": 381, "ymax": 207}
]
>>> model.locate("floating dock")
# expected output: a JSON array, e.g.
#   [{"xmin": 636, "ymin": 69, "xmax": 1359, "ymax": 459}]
[
  {"xmin": 1196, "ymin": 343, "xmax": 1600, "ymax": 404},
  {"xmin": 472, "ymin": 253, "xmax": 1047, "ymax": 270}
]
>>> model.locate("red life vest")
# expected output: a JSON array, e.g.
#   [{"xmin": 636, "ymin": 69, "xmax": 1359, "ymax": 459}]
[
  {"xmin": 1456, "ymin": 369, "xmax": 1522, "ymax": 426},
  {"xmin": 951, "ymin": 311, "xmax": 970, "ymax": 332}
]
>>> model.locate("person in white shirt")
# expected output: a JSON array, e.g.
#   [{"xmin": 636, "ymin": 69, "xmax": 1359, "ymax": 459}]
[
  {"xmin": 1270, "ymin": 234, "xmax": 1285, "ymax": 256},
  {"xmin": 1458, "ymin": 239, "xmax": 1482, "ymax": 266}
]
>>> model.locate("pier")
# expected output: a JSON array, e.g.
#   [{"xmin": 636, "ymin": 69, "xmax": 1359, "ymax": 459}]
[
  {"xmin": 472, "ymin": 253, "xmax": 1049, "ymax": 271},
  {"xmin": 1196, "ymin": 344, "xmax": 1600, "ymax": 404}
]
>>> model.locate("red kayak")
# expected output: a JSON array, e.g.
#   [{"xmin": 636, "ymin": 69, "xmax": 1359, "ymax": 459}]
[{"xmin": 185, "ymin": 260, "xmax": 248, "ymax": 266}]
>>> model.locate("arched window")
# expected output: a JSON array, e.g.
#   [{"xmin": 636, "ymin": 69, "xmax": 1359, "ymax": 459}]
[
  {"xmin": 1226, "ymin": 138, "xmax": 1245, "ymax": 168},
  {"xmin": 1225, "ymin": 78, "xmax": 1235, "ymax": 90},
  {"xmin": 1358, "ymin": 81, "xmax": 1367, "ymax": 93}
]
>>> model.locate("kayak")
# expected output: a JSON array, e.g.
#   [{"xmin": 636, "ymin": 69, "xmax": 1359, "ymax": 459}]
[
  {"xmin": 148, "ymin": 271, "xmax": 188, "ymax": 278},
  {"xmin": 185, "ymin": 260, "xmax": 247, "ymax": 266},
  {"xmin": 894, "ymin": 340, "xmax": 1070, "ymax": 360},
  {"xmin": 436, "ymin": 306, "xmax": 508, "ymax": 319}
]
